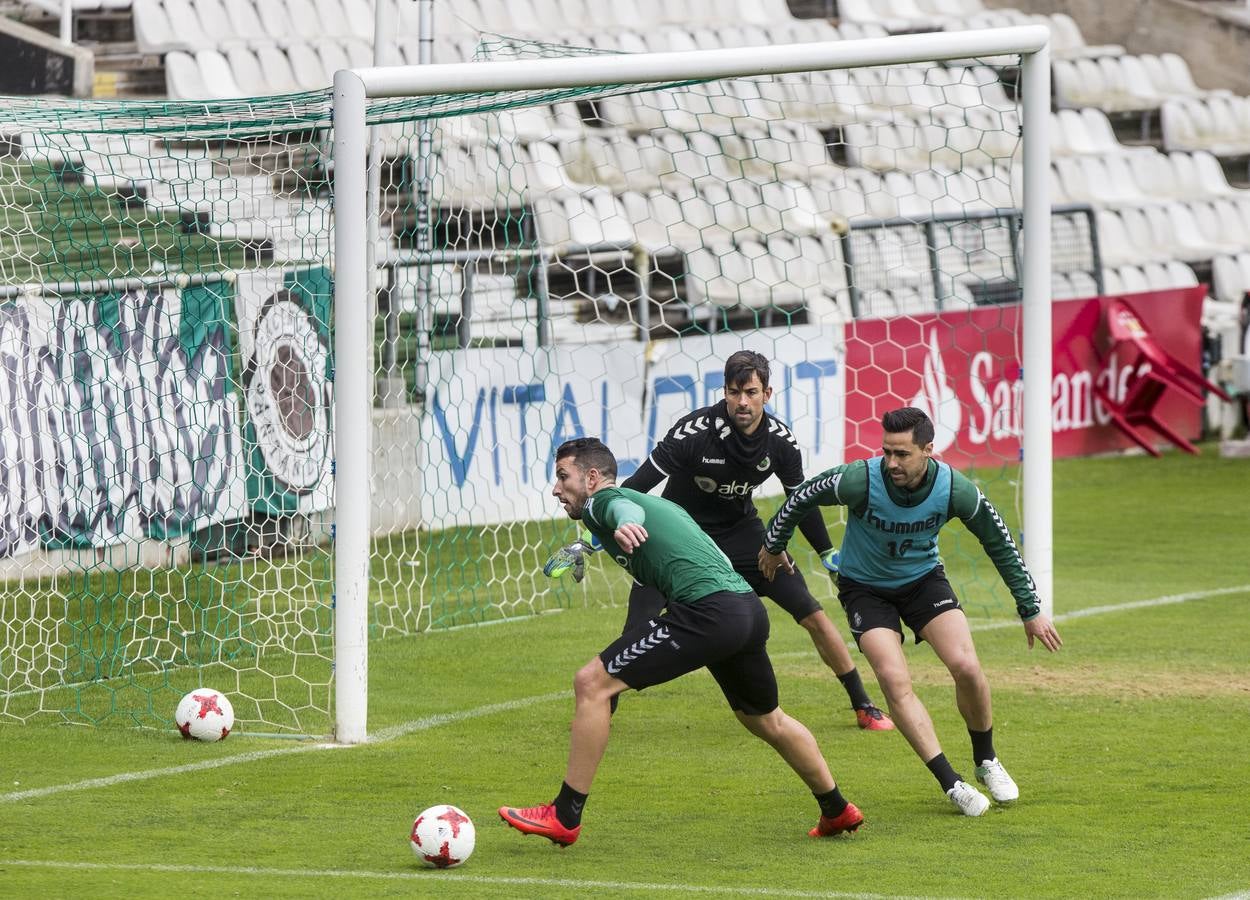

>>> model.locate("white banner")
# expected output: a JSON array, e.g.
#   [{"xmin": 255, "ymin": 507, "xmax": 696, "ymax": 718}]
[
  {"xmin": 420, "ymin": 326, "xmax": 846, "ymax": 528},
  {"xmin": 0, "ymin": 286, "xmax": 246, "ymax": 559}
]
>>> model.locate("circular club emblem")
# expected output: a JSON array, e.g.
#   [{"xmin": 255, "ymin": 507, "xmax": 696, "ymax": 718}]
[
  {"xmin": 693, "ymin": 475, "xmax": 718, "ymax": 493},
  {"xmin": 244, "ymin": 291, "xmax": 332, "ymax": 495}
]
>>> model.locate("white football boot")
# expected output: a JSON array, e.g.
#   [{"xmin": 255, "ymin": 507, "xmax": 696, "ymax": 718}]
[
  {"xmin": 946, "ymin": 779, "xmax": 991, "ymax": 816},
  {"xmin": 975, "ymin": 757, "xmax": 1020, "ymax": 803}
]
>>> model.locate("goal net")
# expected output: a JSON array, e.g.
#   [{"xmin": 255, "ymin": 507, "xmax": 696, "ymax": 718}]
[{"xmin": 0, "ymin": 24, "xmax": 1053, "ymax": 740}]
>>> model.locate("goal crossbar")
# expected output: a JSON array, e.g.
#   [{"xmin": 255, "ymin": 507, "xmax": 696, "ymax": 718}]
[{"xmin": 331, "ymin": 26, "xmax": 1053, "ymax": 743}]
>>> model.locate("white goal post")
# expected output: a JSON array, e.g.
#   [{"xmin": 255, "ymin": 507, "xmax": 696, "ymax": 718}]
[{"xmin": 331, "ymin": 26, "xmax": 1052, "ymax": 744}]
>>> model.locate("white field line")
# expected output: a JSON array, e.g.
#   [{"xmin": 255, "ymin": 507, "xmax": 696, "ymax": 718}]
[
  {"xmin": 0, "ymin": 859, "xmax": 950, "ymax": 899},
  {"xmin": 0, "ymin": 691, "xmax": 570, "ymax": 805},
  {"xmin": 4, "ymin": 583, "xmax": 1246, "ymax": 805},
  {"xmin": 966, "ymin": 583, "xmax": 1250, "ymax": 633}
]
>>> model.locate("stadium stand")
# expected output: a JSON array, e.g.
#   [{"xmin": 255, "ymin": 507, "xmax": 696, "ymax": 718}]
[{"xmin": 5, "ymin": 0, "xmax": 1250, "ymax": 346}]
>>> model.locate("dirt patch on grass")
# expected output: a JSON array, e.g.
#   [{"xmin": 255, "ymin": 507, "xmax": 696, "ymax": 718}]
[
  {"xmin": 979, "ymin": 663, "xmax": 1250, "ymax": 700},
  {"xmin": 776, "ymin": 656, "xmax": 1250, "ymax": 700}
]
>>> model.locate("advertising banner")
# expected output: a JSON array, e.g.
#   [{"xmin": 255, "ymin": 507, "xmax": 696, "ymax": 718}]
[
  {"xmin": 235, "ymin": 267, "xmax": 334, "ymax": 516},
  {"xmin": 0, "ymin": 284, "xmax": 246, "ymax": 559},
  {"xmin": 843, "ymin": 287, "xmax": 1208, "ymax": 465},
  {"xmin": 420, "ymin": 326, "xmax": 845, "ymax": 527}
]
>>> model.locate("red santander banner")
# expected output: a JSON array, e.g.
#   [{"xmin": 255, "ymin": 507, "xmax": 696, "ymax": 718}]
[{"xmin": 843, "ymin": 287, "xmax": 1207, "ymax": 466}]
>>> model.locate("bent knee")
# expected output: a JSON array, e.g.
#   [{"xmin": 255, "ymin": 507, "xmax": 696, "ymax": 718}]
[
  {"xmin": 873, "ymin": 667, "xmax": 914, "ymax": 699},
  {"xmin": 946, "ymin": 654, "xmax": 984, "ymax": 684},
  {"xmin": 738, "ymin": 708, "xmax": 786, "ymax": 743},
  {"xmin": 573, "ymin": 658, "xmax": 614, "ymax": 701}
]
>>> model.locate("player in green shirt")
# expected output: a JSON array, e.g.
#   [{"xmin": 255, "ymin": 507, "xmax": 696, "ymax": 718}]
[
  {"xmin": 500, "ymin": 437, "xmax": 864, "ymax": 847},
  {"xmin": 759, "ymin": 407, "xmax": 1062, "ymax": 817}
]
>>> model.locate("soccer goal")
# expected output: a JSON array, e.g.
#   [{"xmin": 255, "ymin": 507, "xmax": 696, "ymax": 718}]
[
  {"xmin": 332, "ymin": 25, "xmax": 1053, "ymax": 742},
  {"xmin": 0, "ymin": 24, "xmax": 1054, "ymax": 744}
]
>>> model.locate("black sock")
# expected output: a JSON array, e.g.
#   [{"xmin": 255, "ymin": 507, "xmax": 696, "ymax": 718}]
[
  {"xmin": 609, "ymin": 694, "xmax": 620, "ymax": 716},
  {"xmin": 836, "ymin": 668, "xmax": 873, "ymax": 710},
  {"xmin": 814, "ymin": 785, "xmax": 848, "ymax": 819},
  {"xmin": 969, "ymin": 727, "xmax": 996, "ymax": 765},
  {"xmin": 553, "ymin": 781, "xmax": 588, "ymax": 829},
  {"xmin": 926, "ymin": 752, "xmax": 962, "ymax": 793}
]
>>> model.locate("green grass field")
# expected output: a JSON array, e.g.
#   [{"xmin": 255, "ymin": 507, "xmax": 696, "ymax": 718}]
[{"xmin": 2, "ymin": 446, "xmax": 1249, "ymax": 898}]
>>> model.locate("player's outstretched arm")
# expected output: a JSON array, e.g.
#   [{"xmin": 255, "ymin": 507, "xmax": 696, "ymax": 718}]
[{"xmin": 1023, "ymin": 614, "xmax": 1063, "ymax": 652}]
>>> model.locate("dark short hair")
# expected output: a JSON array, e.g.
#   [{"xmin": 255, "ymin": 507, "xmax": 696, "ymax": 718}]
[
  {"xmin": 724, "ymin": 350, "xmax": 771, "ymax": 390},
  {"xmin": 882, "ymin": 407, "xmax": 935, "ymax": 447},
  {"xmin": 554, "ymin": 437, "xmax": 618, "ymax": 480}
]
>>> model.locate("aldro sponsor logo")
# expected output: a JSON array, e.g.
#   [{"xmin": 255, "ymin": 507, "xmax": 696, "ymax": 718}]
[{"xmin": 693, "ymin": 476, "xmax": 755, "ymax": 497}]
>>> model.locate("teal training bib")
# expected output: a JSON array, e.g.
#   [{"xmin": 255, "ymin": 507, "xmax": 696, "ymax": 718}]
[{"xmin": 840, "ymin": 459, "xmax": 950, "ymax": 588}]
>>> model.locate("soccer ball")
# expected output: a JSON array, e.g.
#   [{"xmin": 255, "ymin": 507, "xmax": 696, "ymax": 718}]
[
  {"xmin": 175, "ymin": 688, "xmax": 234, "ymax": 742},
  {"xmin": 410, "ymin": 805, "xmax": 475, "ymax": 868}
]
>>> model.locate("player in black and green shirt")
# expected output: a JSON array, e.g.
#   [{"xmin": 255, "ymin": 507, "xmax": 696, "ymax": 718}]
[
  {"xmin": 759, "ymin": 407, "xmax": 1062, "ymax": 817},
  {"xmin": 618, "ymin": 350, "xmax": 891, "ymax": 731},
  {"xmin": 500, "ymin": 438, "xmax": 864, "ymax": 847}
]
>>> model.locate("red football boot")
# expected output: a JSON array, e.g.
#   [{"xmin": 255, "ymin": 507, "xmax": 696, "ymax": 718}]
[
  {"xmin": 498, "ymin": 803, "xmax": 581, "ymax": 847},
  {"xmin": 809, "ymin": 801, "xmax": 864, "ymax": 837},
  {"xmin": 855, "ymin": 704, "xmax": 895, "ymax": 731}
]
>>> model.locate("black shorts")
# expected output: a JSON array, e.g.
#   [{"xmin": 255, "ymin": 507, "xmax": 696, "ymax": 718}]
[
  {"xmin": 623, "ymin": 519, "xmax": 822, "ymax": 628},
  {"xmin": 837, "ymin": 565, "xmax": 963, "ymax": 646},
  {"xmin": 599, "ymin": 590, "xmax": 779, "ymax": 716}
]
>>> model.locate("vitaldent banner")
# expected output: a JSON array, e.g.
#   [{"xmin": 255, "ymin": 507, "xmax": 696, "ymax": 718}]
[
  {"xmin": 421, "ymin": 326, "xmax": 845, "ymax": 527},
  {"xmin": 843, "ymin": 287, "xmax": 1207, "ymax": 466},
  {"xmin": 0, "ymin": 284, "xmax": 246, "ymax": 559}
]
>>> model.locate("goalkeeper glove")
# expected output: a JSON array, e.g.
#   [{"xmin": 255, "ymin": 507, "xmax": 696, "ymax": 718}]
[
  {"xmin": 820, "ymin": 548, "xmax": 840, "ymax": 577},
  {"xmin": 543, "ymin": 531, "xmax": 599, "ymax": 583}
]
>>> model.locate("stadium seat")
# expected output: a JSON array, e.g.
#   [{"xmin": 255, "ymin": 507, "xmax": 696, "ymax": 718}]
[
  {"xmin": 1101, "ymin": 267, "xmax": 1125, "ymax": 296},
  {"xmin": 188, "ymin": 0, "xmax": 243, "ymax": 46},
  {"xmin": 254, "ymin": 44, "xmax": 301, "ymax": 93},
  {"xmin": 767, "ymin": 235, "xmax": 821, "ymax": 301},
  {"xmin": 1047, "ymin": 12, "xmax": 1124, "ymax": 59},
  {"xmin": 195, "ymin": 49, "xmax": 244, "ymax": 96},
  {"xmin": 165, "ymin": 50, "xmax": 212, "ymax": 98},
  {"xmin": 1116, "ymin": 265, "xmax": 1150, "ymax": 293},
  {"xmin": 1096, "ymin": 298, "xmax": 1232, "ymax": 456},
  {"xmin": 1050, "ymin": 109, "xmax": 1092, "ymax": 157},
  {"xmin": 1095, "ymin": 210, "xmax": 1139, "ymax": 267},
  {"xmin": 1100, "ymin": 56, "xmax": 1161, "ymax": 110},
  {"xmin": 224, "ymin": 45, "xmax": 268, "ymax": 94},
  {"xmin": 1164, "ymin": 260, "xmax": 1199, "ymax": 287},
  {"xmin": 680, "ymin": 187, "xmax": 730, "ymax": 246},
  {"xmin": 222, "ymin": 0, "xmax": 268, "ymax": 44},
  {"xmin": 133, "ymin": 0, "xmax": 188, "ymax": 53}
]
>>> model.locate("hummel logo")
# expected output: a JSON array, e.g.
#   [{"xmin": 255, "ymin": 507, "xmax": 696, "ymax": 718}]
[
  {"xmin": 933, "ymin": 597, "xmax": 955, "ymax": 608},
  {"xmin": 570, "ymin": 799, "xmax": 584, "ymax": 816},
  {"xmin": 702, "ymin": 456, "xmax": 726, "ymax": 464}
]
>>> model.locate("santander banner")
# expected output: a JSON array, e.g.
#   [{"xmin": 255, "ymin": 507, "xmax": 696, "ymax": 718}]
[{"xmin": 843, "ymin": 287, "xmax": 1207, "ymax": 466}]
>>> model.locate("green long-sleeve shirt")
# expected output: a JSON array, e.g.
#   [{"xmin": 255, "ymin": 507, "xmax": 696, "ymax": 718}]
[{"xmin": 763, "ymin": 458, "xmax": 1041, "ymax": 620}]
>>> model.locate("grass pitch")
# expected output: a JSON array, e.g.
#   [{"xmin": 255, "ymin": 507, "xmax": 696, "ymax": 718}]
[{"xmin": 2, "ymin": 445, "xmax": 1249, "ymax": 898}]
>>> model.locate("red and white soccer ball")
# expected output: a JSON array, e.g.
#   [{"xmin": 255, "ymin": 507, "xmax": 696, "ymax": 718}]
[
  {"xmin": 175, "ymin": 688, "xmax": 235, "ymax": 742},
  {"xmin": 410, "ymin": 805, "xmax": 475, "ymax": 868}
]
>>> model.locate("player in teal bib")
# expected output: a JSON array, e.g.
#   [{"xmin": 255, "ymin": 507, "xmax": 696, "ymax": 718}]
[
  {"xmin": 500, "ymin": 438, "xmax": 865, "ymax": 847},
  {"xmin": 760, "ymin": 407, "xmax": 1062, "ymax": 818},
  {"xmin": 839, "ymin": 456, "xmax": 952, "ymax": 588}
]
